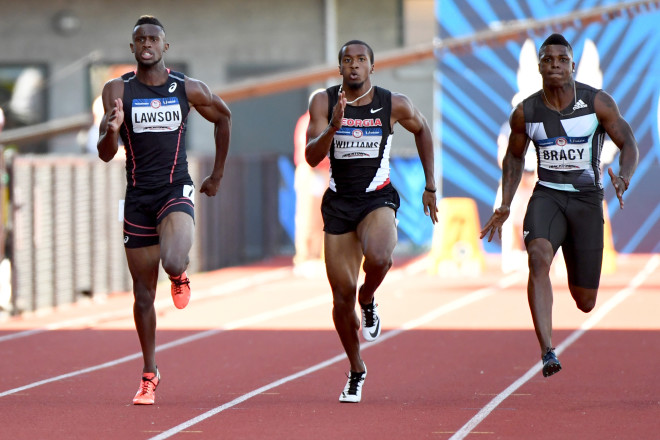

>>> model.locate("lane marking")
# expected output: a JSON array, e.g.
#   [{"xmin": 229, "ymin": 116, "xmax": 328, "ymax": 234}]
[
  {"xmin": 0, "ymin": 258, "xmax": 428, "ymax": 396},
  {"xmin": 0, "ymin": 293, "xmax": 330, "ymax": 398},
  {"xmin": 448, "ymin": 254, "xmax": 660, "ymax": 440},
  {"xmin": 147, "ymin": 271, "xmax": 527, "ymax": 440},
  {"xmin": 0, "ymin": 268, "xmax": 292, "ymax": 343}
]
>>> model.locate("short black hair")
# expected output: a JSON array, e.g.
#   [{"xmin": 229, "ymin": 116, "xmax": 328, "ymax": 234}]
[
  {"xmin": 133, "ymin": 15, "xmax": 164, "ymax": 32},
  {"xmin": 338, "ymin": 40, "xmax": 374, "ymax": 64},
  {"xmin": 539, "ymin": 33, "xmax": 573, "ymax": 57}
]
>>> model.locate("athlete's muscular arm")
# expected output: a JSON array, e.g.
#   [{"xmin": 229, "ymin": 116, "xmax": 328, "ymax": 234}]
[
  {"xmin": 391, "ymin": 93, "xmax": 438, "ymax": 224},
  {"xmin": 186, "ymin": 77, "xmax": 232, "ymax": 197},
  {"xmin": 481, "ymin": 103, "xmax": 529, "ymax": 242},
  {"xmin": 594, "ymin": 90, "xmax": 639, "ymax": 209},
  {"xmin": 305, "ymin": 90, "xmax": 345, "ymax": 167},
  {"xmin": 97, "ymin": 79, "xmax": 124, "ymax": 162}
]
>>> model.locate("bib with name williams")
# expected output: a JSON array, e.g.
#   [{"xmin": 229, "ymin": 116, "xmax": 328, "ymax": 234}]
[
  {"xmin": 523, "ymin": 81, "xmax": 606, "ymax": 192},
  {"xmin": 119, "ymin": 70, "xmax": 192, "ymax": 189},
  {"xmin": 326, "ymin": 85, "xmax": 394, "ymax": 194}
]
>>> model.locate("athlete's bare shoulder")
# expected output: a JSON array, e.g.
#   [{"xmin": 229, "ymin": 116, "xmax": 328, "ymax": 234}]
[
  {"xmin": 390, "ymin": 91, "xmax": 416, "ymax": 123},
  {"xmin": 183, "ymin": 75, "xmax": 214, "ymax": 107},
  {"xmin": 101, "ymin": 77, "xmax": 124, "ymax": 108}
]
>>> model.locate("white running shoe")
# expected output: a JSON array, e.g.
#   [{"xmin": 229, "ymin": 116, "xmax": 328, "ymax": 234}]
[
  {"xmin": 360, "ymin": 299, "xmax": 381, "ymax": 341},
  {"xmin": 339, "ymin": 366, "xmax": 367, "ymax": 403}
]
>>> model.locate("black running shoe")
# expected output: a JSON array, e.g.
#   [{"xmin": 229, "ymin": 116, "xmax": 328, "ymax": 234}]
[
  {"xmin": 542, "ymin": 348, "xmax": 562, "ymax": 377},
  {"xmin": 360, "ymin": 298, "xmax": 381, "ymax": 341},
  {"xmin": 339, "ymin": 366, "xmax": 367, "ymax": 403}
]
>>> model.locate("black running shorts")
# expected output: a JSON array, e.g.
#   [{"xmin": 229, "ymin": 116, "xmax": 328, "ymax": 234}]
[
  {"xmin": 122, "ymin": 184, "xmax": 195, "ymax": 248},
  {"xmin": 321, "ymin": 184, "xmax": 400, "ymax": 235},
  {"xmin": 523, "ymin": 184, "xmax": 604, "ymax": 289}
]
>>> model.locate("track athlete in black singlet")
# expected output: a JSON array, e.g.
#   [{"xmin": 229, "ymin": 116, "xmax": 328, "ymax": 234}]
[
  {"xmin": 97, "ymin": 16, "xmax": 231, "ymax": 404},
  {"xmin": 306, "ymin": 40, "xmax": 438, "ymax": 402},
  {"xmin": 481, "ymin": 34, "xmax": 638, "ymax": 377}
]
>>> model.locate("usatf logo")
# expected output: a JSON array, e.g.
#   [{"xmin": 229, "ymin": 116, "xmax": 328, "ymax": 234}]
[
  {"xmin": 151, "ymin": 99, "xmax": 161, "ymax": 109},
  {"xmin": 352, "ymin": 129, "xmax": 363, "ymax": 138},
  {"xmin": 556, "ymin": 137, "xmax": 567, "ymax": 147}
]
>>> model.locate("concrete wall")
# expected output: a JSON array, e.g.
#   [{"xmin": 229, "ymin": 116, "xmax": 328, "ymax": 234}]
[{"xmin": 0, "ymin": 0, "xmax": 434, "ymax": 157}]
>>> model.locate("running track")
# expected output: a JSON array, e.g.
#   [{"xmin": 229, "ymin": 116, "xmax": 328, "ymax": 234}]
[{"xmin": 1, "ymin": 254, "xmax": 659, "ymax": 439}]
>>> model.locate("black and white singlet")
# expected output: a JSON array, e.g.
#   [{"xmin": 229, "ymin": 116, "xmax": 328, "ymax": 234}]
[
  {"xmin": 326, "ymin": 85, "xmax": 394, "ymax": 195},
  {"xmin": 523, "ymin": 81, "xmax": 606, "ymax": 192}
]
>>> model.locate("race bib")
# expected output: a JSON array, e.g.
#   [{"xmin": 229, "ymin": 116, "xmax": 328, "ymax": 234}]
[
  {"xmin": 132, "ymin": 97, "xmax": 183, "ymax": 133},
  {"xmin": 333, "ymin": 127, "xmax": 382, "ymax": 159}
]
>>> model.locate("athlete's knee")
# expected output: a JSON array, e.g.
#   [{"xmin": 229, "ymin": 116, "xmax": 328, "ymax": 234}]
[
  {"xmin": 575, "ymin": 296, "xmax": 596, "ymax": 313},
  {"xmin": 133, "ymin": 290, "xmax": 155, "ymax": 314},
  {"xmin": 332, "ymin": 288, "xmax": 357, "ymax": 313},
  {"xmin": 362, "ymin": 253, "xmax": 393, "ymax": 274},
  {"xmin": 161, "ymin": 255, "xmax": 188, "ymax": 278},
  {"xmin": 579, "ymin": 301, "xmax": 595, "ymax": 313},
  {"xmin": 570, "ymin": 285, "xmax": 597, "ymax": 313},
  {"xmin": 526, "ymin": 245, "xmax": 553, "ymax": 275}
]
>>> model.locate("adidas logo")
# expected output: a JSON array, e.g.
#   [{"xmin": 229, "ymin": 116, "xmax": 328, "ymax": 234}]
[{"xmin": 573, "ymin": 99, "xmax": 588, "ymax": 111}]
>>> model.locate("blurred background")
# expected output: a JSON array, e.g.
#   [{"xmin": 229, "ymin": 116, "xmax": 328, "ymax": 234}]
[{"xmin": 0, "ymin": 0, "xmax": 658, "ymax": 316}]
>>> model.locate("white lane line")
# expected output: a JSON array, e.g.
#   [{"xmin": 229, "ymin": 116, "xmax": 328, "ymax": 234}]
[
  {"xmin": 448, "ymin": 254, "xmax": 660, "ymax": 440},
  {"xmin": 0, "ymin": 258, "xmax": 425, "ymax": 397},
  {"xmin": 0, "ymin": 293, "xmax": 330, "ymax": 398},
  {"xmin": 147, "ymin": 271, "xmax": 527, "ymax": 440},
  {"xmin": 0, "ymin": 268, "xmax": 292, "ymax": 343}
]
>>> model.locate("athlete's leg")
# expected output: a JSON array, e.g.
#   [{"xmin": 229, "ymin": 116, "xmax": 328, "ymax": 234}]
[
  {"xmin": 564, "ymin": 245, "xmax": 601, "ymax": 313},
  {"xmin": 324, "ymin": 231, "xmax": 365, "ymax": 372},
  {"xmin": 526, "ymin": 238, "xmax": 556, "ymax": 353},
  {"xmin": 355, "ymin": 207, "xmax": 397, "ymax": 305},
  {"xmin": 126, "ymin": 245, "xmax": 161, "ymax": 373},
  {"xmin": 563, "ymin": 196, "xmax": 604, "ymax": 313},
  {"xmin": 157, "ymin": 211, "xmax": 194, "ymax": 277}
]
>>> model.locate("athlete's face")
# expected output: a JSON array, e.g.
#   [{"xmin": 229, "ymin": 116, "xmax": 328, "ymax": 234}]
[
  {"xmin": 339, "ymin": 44, "xmax": 374, "ymax": 90},
  {"xmin": 131, "ymin": 24, "xmax": 168, "ymax": 67},
  {"xmin": 538, "ymin": 45, "xmax": 574, "ymax": 87}
]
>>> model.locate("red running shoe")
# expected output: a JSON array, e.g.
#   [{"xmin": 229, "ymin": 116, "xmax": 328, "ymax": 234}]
[
  {"xmin": 169, "ymin": 272, "xmax": 191, "ymax": 309},
  {"xmin": 132, "ymin": 370, "xmax": 160, "ymax": 405}
]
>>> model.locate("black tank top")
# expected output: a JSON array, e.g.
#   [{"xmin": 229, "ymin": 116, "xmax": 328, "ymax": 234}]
[
  {"xmin": 119, "ymin": 70, "xmax": 192, "ymax": 189},
  {"xmin": 523, "ymin": 81, "xmax": 605, "ymax": 192},
  {"xmin": 326, "ymin": 85, "xmax": 393, "ymax": 194}
]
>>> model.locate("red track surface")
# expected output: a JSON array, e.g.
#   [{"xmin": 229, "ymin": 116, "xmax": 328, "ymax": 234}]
[{"xmin": 1, "ymin": 254, "xmax": 659, "ymax": 439}]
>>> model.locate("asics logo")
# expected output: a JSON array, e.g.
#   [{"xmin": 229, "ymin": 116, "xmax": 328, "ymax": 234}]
[
  {"xmin": 124, "ymin": 236, "xmax": 129, "ymax": 243},
  {"xmin": 523, "ymin": 230, "xmax": 529, "ymax": 239},
  {"xmin": 168, "ymin": 82, "xmax": 177, "ymax": 93},
  {"xmin": 370, "ymin": 107, "xmax": 382, "ymax": 114}
]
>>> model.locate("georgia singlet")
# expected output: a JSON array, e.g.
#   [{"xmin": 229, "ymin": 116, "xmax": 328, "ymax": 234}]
[{"xmin": 326, "ymin": 85, "xmax": 394, "ymax": 194}]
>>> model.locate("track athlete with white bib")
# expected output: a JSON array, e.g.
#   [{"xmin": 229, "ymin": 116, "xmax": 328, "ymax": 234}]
[
  {"xmin": 306, "ymin": 40, "xmax": 438, "ymax": 402},
  {"xmin": 480, "ymin": 34, "xmax": 638, "ymax": 377},
  {"xmin": 97, "ymin": 15, "xmax": 231, "ymax": 404}
]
